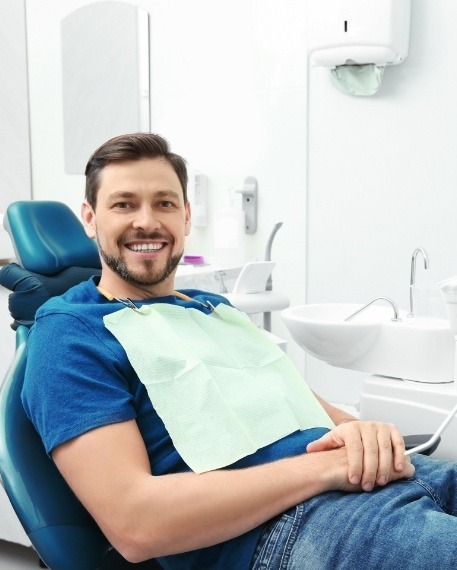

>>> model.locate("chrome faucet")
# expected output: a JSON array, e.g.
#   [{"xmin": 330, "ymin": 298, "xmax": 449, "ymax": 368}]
[
  {"xmin": 215, "ymin": 270, "xmax": 228, "ymax": 294},
  {"xmin": 345, "ymin": 296, "xmax": 401, "ymax": 322},
  {"xmin": 408, "ymin": 247, "xmax": 429, "ymax": 317}
]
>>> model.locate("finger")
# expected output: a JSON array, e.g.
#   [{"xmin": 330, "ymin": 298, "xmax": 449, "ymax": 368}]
[
  {"xmin": 374, "ymin": 423, "xmax": 394, "ymax": 486},
  {"xmin": 359, "ymin": 423, "xmax": 381, "ymax": 492},
  {"xmin": 389, "ymin": 425, "xmax": 406, "ymax": 472},
  {"xmin": 306, "ymin": 432, "xmax": 341, "ymax": 453},
  {"xmin": 391, "ymin": 455, "xmax": 415, "ymax": 482},
  {"xmin": 403, "ymin": 457, "xmax": 415, "ymax": 478},
  {"xmin": 340, "ymin": 423, "xmax": 364, "ymax": 486}
]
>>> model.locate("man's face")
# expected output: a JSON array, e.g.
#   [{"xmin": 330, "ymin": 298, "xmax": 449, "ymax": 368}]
[{"xmin": 82, "ymin": 158, "xmax": 191, "ymax": 297}]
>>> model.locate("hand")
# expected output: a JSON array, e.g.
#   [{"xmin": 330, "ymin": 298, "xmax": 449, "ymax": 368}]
[{"xmin": 306, "ymin": 421, "xmax": 414, "ymax": 492}]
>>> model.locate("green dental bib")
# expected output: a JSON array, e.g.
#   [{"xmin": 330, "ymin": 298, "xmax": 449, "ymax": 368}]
[{"xmin": 103, "ymin": 302, "xmax": 334, "ymax": 473}]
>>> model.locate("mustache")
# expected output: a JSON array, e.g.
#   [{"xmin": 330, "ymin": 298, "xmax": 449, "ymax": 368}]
[{"xmin": 121, "ymin": 231, "xmax": 172, "ymax": 243}]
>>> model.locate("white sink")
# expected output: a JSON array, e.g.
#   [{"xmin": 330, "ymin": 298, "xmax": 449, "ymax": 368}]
[{"xmin": 282, "ymin": 303, "xmax": 455, "ymax": 383}]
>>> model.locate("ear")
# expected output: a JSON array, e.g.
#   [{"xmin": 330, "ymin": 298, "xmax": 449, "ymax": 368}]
[
  {"xmin": 185, "ymin": 202, "xmax": 191, "ymax": 236},
  {"xmin": 81, "ymin": 201, "xmax": 96, "ymax": 239}
]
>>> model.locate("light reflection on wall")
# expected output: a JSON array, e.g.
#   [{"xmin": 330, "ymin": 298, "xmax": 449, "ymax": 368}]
[{"xmin": 61, "ymin": 1, "xmax": 150, "ymax": 174}]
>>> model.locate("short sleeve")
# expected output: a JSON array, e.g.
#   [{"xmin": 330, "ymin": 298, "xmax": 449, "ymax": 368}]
[{"xmin": 22, "ymin": 310, "xmax": 136, "ymax": 455}]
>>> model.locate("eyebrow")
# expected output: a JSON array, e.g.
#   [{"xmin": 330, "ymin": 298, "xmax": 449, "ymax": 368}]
[
  {"xmin": 105, "ymin": 189, "xmax": 182, "ymax": 205},
  {"xmin": 154, "ymin": 190, "xmax": 181, "ymax": 201}
]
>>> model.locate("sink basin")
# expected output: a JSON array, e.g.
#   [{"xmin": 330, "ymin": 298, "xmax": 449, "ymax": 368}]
[{"xmin": 282, "ymin": 303, "xmax": 455, "ymax": 383}]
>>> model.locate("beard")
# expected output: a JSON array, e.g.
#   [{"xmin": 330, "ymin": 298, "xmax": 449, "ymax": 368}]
[{"xmin": 96, "ymin": 232, "xmax": 183, "ymax": 288}]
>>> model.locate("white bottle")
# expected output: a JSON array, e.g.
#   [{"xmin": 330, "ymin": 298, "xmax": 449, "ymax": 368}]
[{"xmin": 213, "ymin": 189, "xmax": 246, "ymax": 267}]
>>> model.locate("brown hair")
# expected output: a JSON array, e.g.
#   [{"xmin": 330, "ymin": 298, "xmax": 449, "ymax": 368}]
[{"xmin": 84, "ymin": 133, "xmax": 188, "ymax": 208}]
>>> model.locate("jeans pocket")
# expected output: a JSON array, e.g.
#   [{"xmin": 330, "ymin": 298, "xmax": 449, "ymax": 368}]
[{"xmin": 251, "ymin": 505, "xmax": 303, "ymax": 570}]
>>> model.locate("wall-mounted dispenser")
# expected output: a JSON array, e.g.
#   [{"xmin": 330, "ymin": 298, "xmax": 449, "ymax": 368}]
[
  {"xmin": 188, "ymin": 170, "xmax": 208, "ymax": 227},
  {"xmin": 306, "ymin": 0, "xmax": 411, "ymax": 95},
  {"xmin": 236, "ymin": 177, "xmax": 258, "ymax": 235}
]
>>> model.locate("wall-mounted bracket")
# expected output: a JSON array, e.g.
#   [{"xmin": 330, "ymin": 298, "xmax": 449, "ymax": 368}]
[{"xmin": 236, "ymin": 176, "xmax": 258, "ymax": 235}]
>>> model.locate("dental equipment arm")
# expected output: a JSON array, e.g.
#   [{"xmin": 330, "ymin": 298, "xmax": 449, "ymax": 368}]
[
  {"xmin": 263, "ymin": 222, "xmax": 283, "ymax": 331},
  {"xmin": 404, "ymin": 402, "xmax": 457, "ymax": 456}
]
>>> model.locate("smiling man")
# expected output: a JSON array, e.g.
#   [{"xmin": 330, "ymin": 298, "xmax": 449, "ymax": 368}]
[
  {"xmin": 83, "ymin": 146, "xmax": 190, "ymax": 296},
  {"xmin": 22, "ymin": 133, "xmax": 457, "ymax": 570}
]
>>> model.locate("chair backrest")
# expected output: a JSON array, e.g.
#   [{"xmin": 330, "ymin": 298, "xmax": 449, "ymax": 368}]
[{"xmin": 0, "ymin": 201, "xmax": 111, "ymax": 569}]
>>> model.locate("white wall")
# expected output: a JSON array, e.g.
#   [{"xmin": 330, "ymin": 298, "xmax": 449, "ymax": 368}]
[
  {"xmin": 0, "ymin": 0, "xmax": 31, "ymax": 260},
  {"xmin": 306, "ymin": 1, "xmax": 457, "ymax": 404},
  {"xmin": 0, "ymin": 0, "xmax": 30, "ymax": 385}
]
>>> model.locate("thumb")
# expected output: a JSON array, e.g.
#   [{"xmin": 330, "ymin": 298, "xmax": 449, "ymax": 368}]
[{"xmin": 306, "ymin": 432, "xmax": 341, "ymax": 453}]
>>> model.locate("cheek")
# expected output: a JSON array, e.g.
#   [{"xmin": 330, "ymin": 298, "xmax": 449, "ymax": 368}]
[
  {"xmin": 96, "ymin": 219, "xmax": 128, "ymax": 247},
  {"xmin": 94, "ymin": 226, "xmax": 115, "ymax": 250},
  {"xmin": 85, "ymin": 226, "xmax": 97, "ymax": 240}
]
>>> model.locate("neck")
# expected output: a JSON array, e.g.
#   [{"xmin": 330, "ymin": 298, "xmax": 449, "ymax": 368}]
[{"xmin": 98, "ymin": 272, "xmax": 177, "ymax": 301}]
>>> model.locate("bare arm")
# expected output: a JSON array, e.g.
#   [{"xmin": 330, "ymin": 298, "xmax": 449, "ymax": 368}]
[
  {"xmin": 312, "ymin": 392, "xmax": 358, "ymax": 424},
  {"xmin": 52, "ymin": 419, "xmax": 413, "ymax": 563}
]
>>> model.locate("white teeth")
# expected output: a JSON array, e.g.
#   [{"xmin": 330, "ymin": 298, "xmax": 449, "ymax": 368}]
[{"xmin": 130, "ymin": 243, "xmax": 163, "ymax": 252}]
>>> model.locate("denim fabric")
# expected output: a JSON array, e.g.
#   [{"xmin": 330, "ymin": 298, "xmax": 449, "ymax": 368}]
[{"xmin": 251, "ymin": 454, "xmax": 457, "ymax": 569}]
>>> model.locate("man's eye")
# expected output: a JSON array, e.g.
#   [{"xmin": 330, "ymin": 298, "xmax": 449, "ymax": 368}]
[
  {"xmin": 160, "ymin": 201, "xmax": 175, "ymax": 208},
  {"xmin": 114, "ymin": 202, "xmax": 132, "ymax": 209}
]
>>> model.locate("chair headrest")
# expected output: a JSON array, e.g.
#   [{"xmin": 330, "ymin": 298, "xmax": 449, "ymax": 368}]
[
  {"xmin": 0, "ymin": 263, "xmax": 101, "ymax": 328},
  {"xmin": 4, "ymin": 201, "xmax": 101, "ymax": 276}
]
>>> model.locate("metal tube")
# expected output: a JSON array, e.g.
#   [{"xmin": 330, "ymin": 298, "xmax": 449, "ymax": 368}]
[
  {"xmin": 345, "ymin": 296, "xmax": 401, "ymax": 322},
  {"xmin": 408, "ymin": 247, "xmax": 430, "ymax": 318}
]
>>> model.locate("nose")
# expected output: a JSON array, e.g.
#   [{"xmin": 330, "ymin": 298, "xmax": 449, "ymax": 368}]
[{"xmin": 132, "ymin": 205, "xmax": 161, "ymax": 232}]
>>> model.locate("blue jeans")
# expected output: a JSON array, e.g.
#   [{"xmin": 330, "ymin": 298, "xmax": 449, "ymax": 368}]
[{"xmin": 250, "ymin": 454, "xmax": 457, "ymax": 569}]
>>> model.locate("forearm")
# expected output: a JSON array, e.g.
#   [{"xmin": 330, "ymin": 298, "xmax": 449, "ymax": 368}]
[
  {"xmin": 53, "ymin": 420, "xmax": 349, "ymax": 563},
  {"xmin": 109, "ymin": 451, "xmax": 340, "ymax": 561},
  {"xmin": 313, "ymin": 391, "xmax": 358, "ymax": 425}
]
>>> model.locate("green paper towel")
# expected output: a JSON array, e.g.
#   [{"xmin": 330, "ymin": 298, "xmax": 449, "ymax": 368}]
[{"xmin": 331, "ymin": 61, "xmax": 385, "ymax": 96}]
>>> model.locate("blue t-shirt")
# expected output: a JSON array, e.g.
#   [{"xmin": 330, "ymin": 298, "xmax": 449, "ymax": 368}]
[{"xmin": 22, "ymin": 276, "xmax": 329, "ymax": 570}]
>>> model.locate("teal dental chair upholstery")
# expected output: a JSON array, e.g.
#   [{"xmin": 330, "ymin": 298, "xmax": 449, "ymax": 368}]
[{"xmin": 0, "ymin": 201, "xmax": 160, "ymax": 569}]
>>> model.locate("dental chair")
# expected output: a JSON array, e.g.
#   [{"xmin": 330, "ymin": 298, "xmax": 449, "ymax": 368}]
[{"xmin": 0, "ymin": 201, "xmax": 161, "ymax": 569}]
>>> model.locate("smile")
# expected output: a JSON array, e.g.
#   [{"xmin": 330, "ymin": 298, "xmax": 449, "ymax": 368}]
[{"xmin": 127, "ymin": 243, "xmax": 165, "ymax": 252}]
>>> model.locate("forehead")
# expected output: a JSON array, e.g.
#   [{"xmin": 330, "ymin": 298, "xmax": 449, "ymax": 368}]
[{"xmin": 98, "ymin": 158, "xmax": 183, "ymax": 196}]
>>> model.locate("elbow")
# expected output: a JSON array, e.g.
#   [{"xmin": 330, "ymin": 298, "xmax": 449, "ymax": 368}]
[
  {"xmin": 115, "ymin": 541, "xmax": 151, "ymax": 564},
  {"xmin": 109, "ymin": 525, "xmax": 169, "ymax": 563}
]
